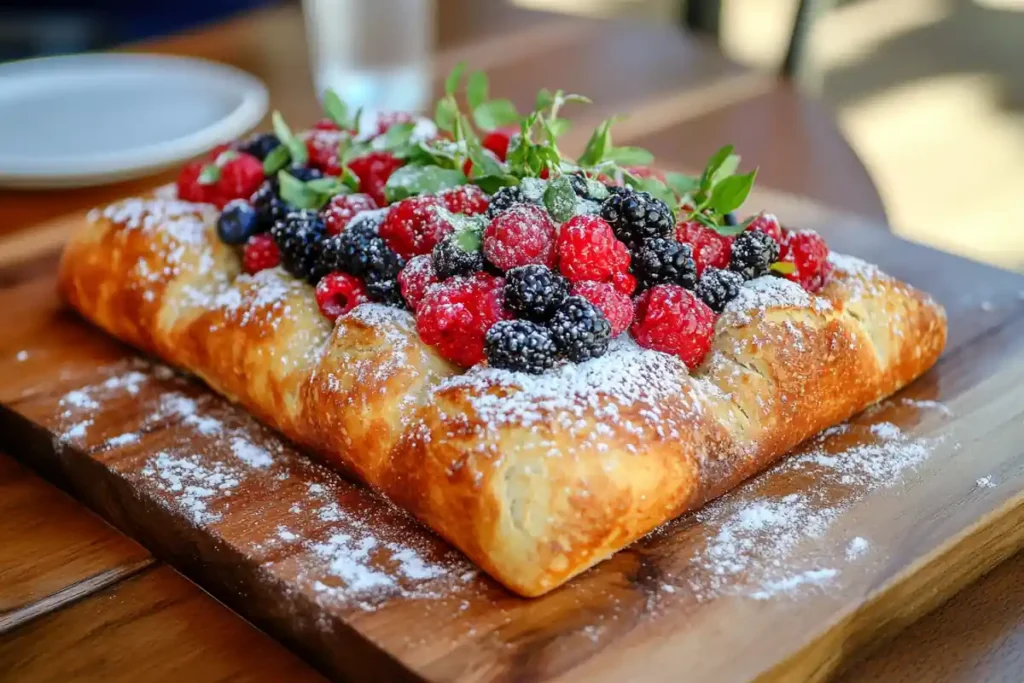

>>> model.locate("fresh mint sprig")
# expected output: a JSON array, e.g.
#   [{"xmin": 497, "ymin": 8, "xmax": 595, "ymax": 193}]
[{"xmin": 277, "ymin": 170, "xmax": 351, "ymax": 210}]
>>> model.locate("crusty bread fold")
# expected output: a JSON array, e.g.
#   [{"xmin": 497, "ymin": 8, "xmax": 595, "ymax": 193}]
[{"xmin": 58, "ymin": 197, "xmax": 947, "ymax": 596}]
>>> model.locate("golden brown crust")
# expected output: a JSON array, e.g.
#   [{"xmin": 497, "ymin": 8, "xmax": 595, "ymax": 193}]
[{"xmin": 57, "ymin": 195, "xmax": 947, "ymax": 597}]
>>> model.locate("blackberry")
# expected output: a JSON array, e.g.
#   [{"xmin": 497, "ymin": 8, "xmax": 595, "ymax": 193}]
[
  {"xmin": 251, "ymin": 180, "xmax": 293, "ymax": 231},
  {"xmin": 729, "ymin": 231, "xmax": 780, "ymax": 280},
  {"xmin": 485, "ymin": 186, "xmax": 527, "ymax": 219},
  {"xmin": 285, "ymin": 165, "xmax": 324, "ymax": 182},
  {"xmin": 484, "ymin": 320, "xmax": 558, "ymax": 374},
  {"xmin": 549, "ymin": 296, "xmax": 612, "ymax": 363},
  {"xmin": 346, "ymin": 208, "xmax": 386, "ymax": 235},
  {"xmin": 271, "ymin": 210, "xmax": 326, "ymax": 284},
  {"xmin": 331, "ymin": 222, "xmax": 404, "ymax": 281},
  {"xmin": 216, "ymin": 200, "xmax": 261, "ymax": 245},
  {"xmin": 238, "ymin": 133, "xmax": 280, "ymax": 161},
  {"xmin": 432, "ymin": 229, "xmax": 484, "ymax": 280},
  {"xmin": 364, "ymin": 277, "xmax": 406, "ymax": 309},
  {"xmin": 695, "ymin": 267, "xmax": 744, "ymax": 313},
  {"xmin": 600, "ymin": 189, "xmax": 674, "ymax": 247},
  {"xmin": 633, "ymin": 238, "xmax": 698, "ymax": 291},
  {"xmin": 503, "ymin": 264, "xmax": 569, "ymax": 322}
]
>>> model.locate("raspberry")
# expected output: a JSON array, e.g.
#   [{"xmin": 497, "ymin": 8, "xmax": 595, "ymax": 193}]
[
  {"xmin": 238, "ymin": 133, "xmax": 280, "ymax": 161},
  {"xmin": 556, "ymin": 214, "xmax": 630, "ymax": 283},
  {"xmin": 271, "ymin": 210, "xmax": 326, "ymax": 283},
  {"xmin": 379, "ymin": 195, "xmax": 453, "ymax": 259},
  {"xmin": 315, "ymin": 272, "xmax": 369, "ymax": 322},
  {"xmin": 549, "ymin": 296, "xmax": 612, "ymax": 362},
  {"xmin": 633, "ymin": 238, "xmax": 698, "ymax": 291},
  {"xmin": 694, "ymin": 267, "xmax": 744, "ymax": 312},
  {"xmin": 242, "ymin": 234, "xmax": 280, "ymax": 275},
  {"xmin": 485, "ymin": 320, "xmax": 558, "ymax": 374},
  {"xmin": 397, "ymin": 254, "xmax": 438, "ymax": 310},
  {"xmin": 483, "ymin": 205, "xmax": 557, "ymax": 271},
  {"xmin": 322, "ymin": 193, "xmax": 378, "ymax": 235},
  {"xmin": 610, "ymin": 270, "xmax": 637, "ymax": 295},
  {"xmin": 306, "ymin": 129, "xmax": 345, "ymax": 176},
  {"xmin": 176, "ymin": 160, "xmax": 213, "ymax": 204},
  {"xmin": 313, "ymin": 118, "xmax": 341, "ymax": 131},
  {"xmin": 780, "ymin": 229, "xmax": 831, "ymax": 292},
  {"xmin": 624, "ymin": 166, "xmax": 667, "ymax": 183},
  {"xmin": 600, "ymin": 188, "xmax": 674, "ymax": 247},
  {"xmin": 482, "ymin": 126, "xmax": 518, "ymax": 161},
  {"xmin": 745, "ymin": 212, "xmax": 785, "ymax": 244},
  {"xmin": 631, "ymin": 285, "xmax": 716, "ymax": 369},
  {"xmin": 676, "ymin": 220, "xmax": 733, "ymax": 275},
  {"xmin": 348, "ymin": 151, "xmax": 404, "ymax": 206},
  {"xmin": 503, "ymin": 264, "xmax": 569, "ymax": 322},
  {"xmin": 416, "ymin": 273, "xmax": 509, "ymax": 367},
  {"xmin": 371, "ymin": 111, "xmax": 416, "ymax": 137},
  {"xmin": 729, "ymin": 231, "xmax": 780, "ymax": 280},
  {"xmin": 433, "ymin": 228, "xmax": 484, "ymax": 280},
  {"xmin": 210, "ymin": 152, "xmax": 265, "ymax": 208},
  {"xmin": 440, "ymin": 184, "xmax": 490, "ymax": 216},
  {"xmin": 571, "ymin": 280, "xmax": 634, "ymax": 337},
  {"xmin": 485, "ymin": 186, "xmax": 528, "ymax": 219}
]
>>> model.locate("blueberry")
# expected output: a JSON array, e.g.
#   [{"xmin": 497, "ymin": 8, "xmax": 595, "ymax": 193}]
[
  {"xmin": 216, "ymin": 201, "xmax": 261, "ymax": 245},
  {"xmin": 724, "ymin": 212, "xmax": 738, "ymax": 226},
  {"xmin": 286, "ymin": 165, "xmax": 324, "ymax": 182},
  {"xmin": 238, "ymin": 133, "xmax": 280, "ymax": 161}
]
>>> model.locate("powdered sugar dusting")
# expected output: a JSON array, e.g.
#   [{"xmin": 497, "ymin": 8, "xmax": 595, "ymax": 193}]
[
  {"xmin": 141, "ymin": 452, "xmax": 240, "ymax": 524},
  {"xmin": 723, "ymin": 276, "xmax": 832, "ymax": 326}
]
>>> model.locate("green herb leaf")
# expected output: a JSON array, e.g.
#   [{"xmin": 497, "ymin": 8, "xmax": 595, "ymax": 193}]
[
  {"xmin": 604, "ymin": 146, "xmax": 655, "ymax": 167},
  {"xmin": 434, "ymin": 98, "xmax": 458, "ymax": 134},
  {"xmin": 341, "ymin": 166, "xmax": 360, "ymax": 192},
  {"xmin": 471, "ymin": 173, "xmax": 520, "ymax": 194},
  {"xmin": 473, "ymin": 99, "xmax": 519, "ymax": 131},
  {"xmin": 548, "ymin": 118, "xmax": 572, "ymax": 139},
  {"xmin": 445, "ymin": 62, "xmax": 466, "ymax": 97},
  {"xmin": 561, "ymin": 93, "xmax": 591, "ymax": 105},
  {"xmin": 770, "ymin": 261, "xmax": 797, "ymax": 275},
  {"xmin": 535, "ymin": 88, "xmax": 554, "ymax": 111},
  {"xmin": 262, "ymin": 145, "xmax": 291, "ymax": 175},
  {"xmin": 465, "ymin": 136, "xmax": 503, "ymax": 178},
  {"xmin": 467, "ymin": 70, "xmax": 489, "ymax": 112},
  {"xmin": 711, "ymin": 153, "xmax": 741, "ymax": 187},
  {"xmin": 383, "ymin": 165, "xmax": 468, "ymax": 203},
  {"xmin": 709, "ymin": 168, "xmax": 758, "ymax": 215},
  {"xmin": 624, "ymin": 174, "xmax": 676, "ymax": 207},
  {"xmin": 452, "ymin": 223, "xmax": 483, "ymax": 253},
  {"xmin": 711, "ymin": 215, "xmax": 756, "ymax": 237},
  {"xmin": 277, "ymin": 171, "xmax": 325, "ymax": 210},
  {"xmin": 322, "ymin": 89, "xmax": 350, "ymax": 129},
  {"xmin": 577, "ymin": 119, "xmax": 614, "ymax": 167},
  {"xmin": 543, "ymin": 175, "xmax": 577, "ymax": 222},
  {"xmin": 272, "ymin": 111, "xmax": 308, "ymax": 166},
  {"xmin": 698, "ymin": 144, "xmax": 734, "ymax": 193},
  {"xmin": 375, "ymin": 122, "xmax": 416, "ymax": 154},
  {"xmin": 197, "ymin": 164, "xmax": 220, "ymax": 185},
  {"xmin": 664, "ymin": 171, "xmax": 700, "ymax": 197}
]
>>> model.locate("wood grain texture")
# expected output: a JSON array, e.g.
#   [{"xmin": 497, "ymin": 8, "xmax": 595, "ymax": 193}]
[
  {"xmin": 1, "ymin": 199, "xmax": 1022, "ymax": 681},
  {"xmin": 0, "ymin": 453, "xmax": 153, "ymax": 630},
  {"xmin": 0, "ymin": 565, "xmax": 326, "ymax": 683}
]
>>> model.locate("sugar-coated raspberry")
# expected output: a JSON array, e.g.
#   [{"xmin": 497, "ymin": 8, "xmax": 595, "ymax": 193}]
[
  {"xmin": 415, "ymin": 273, "xmax": 509, "ymax": 367},
  {"xmin": 306, "ymin": 129, "xmax": 344, "ymax": 176},
  {"xmin": 322, "ymin": 193, "xmax": 378, "ymax": 235},
  {"xmin": 176, "ymin": 159, "xmax": 212, "ymax": 204},
  {"xmin": 315, "ymin": 272, "xmax": 369, "ymax": 322},
  {"xmin": 397, "ymin": 254, "xmax": 438, "ymax": 310},
  {"xmin": 348, "ymin": 151, "xmax": 404, "ymax": 206},
  {"xmin": 556, "ymin": 214, "xmax": 630, "ymax": 283},
  {"xmin": 745, "ymin": 212, "xmax": 786, "ymax": 244},
  {"xmin": 208, "ymin": 152, "xmax": 265, "ymax": 208},
  {"xmin": 676, "ymin": 220, "xmax": 733, "ymax": 275},
  {"xmin": 631, "ymin": 284, "xmax": 716, "ymax": 370},
  {"xmin": 482, "ymin": 126, "xmax": 519, "ymax": 161},
  {"xmin": 610, "ymin": 270, "xmax": 637, "ymax": 295},
  {"xmin": 623, "ymin": 166, "xmax": 667, "ymax": 183},
  {"xmin": 483, "ymin": 205, "xmax": 557, "ymax": 271},
  {"xmin": 780, "ymin": 229, "xmax": 831, "ymax": 292},
  {"xmin": 571, "ymin": 280, "xmax": 634, "ymax": 337},
  {"xmin": 242, "ymin": 234, "xmax": 280, "ymax": 275},
  {"xmin": 440, "ymin": 184, "xmax": 490, "ymax": 216},
  {"xmin": 313, "ymin": 118, "xmax": 341, "ymax": 131},
  {"xmin": 379, "ymin": 195, "xmax": 453, "ymax": 259}
]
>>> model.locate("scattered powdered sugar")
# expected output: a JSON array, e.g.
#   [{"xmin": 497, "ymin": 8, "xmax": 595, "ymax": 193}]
[
  {"xmin": 104, "ymin": 432, "xmax": 140, "ymax": 448},
  {"xmin": 900, "ymin": 398, "xmax": 953, "ymax": 415},
  {"xmin": 230, "ymin": 436, "xmax": 274, "ymax": 469},
  {"xmin": 976, "ymin": 476, "xmax": 996, "ymax": 489},
  {"xmin": 723, "ymin": 276, "xmax": 831, "ymax": 326},
  {"xmin": 277, "ymin": 526, "xmax": 299, "ymax": 543},
  {"xmin": 184, "ymin": 414, "xmax": 224, "ymax": 436},
  {"xmin": 61, "ymin": 390, "xmax": 99, "ymax": 411},
  {"xmin": 869, "ymin": 421, "xmax": 902, "ymax": 440},
  {"xmin": 141, "ymin": 451, "xmax": 240, "ymax": 525},
  {"xmin": 517, "ymin": 177, "xmax": 549, "ymax": 205},
  {"xmin": 846, "ymin": 536, "xmax": 870, "ymax": 560},
  {"xmin": 749, "ymin": 569, "xmax": 838, "ymax": 601},
  {"xmin": 15, "ymin": 350, "xmax": 28, "ymax": 362}
]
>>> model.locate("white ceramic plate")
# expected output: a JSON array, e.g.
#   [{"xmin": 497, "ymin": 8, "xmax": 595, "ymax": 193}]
[{"xmin": 0, "ymin": 53, "xmax": 269, "ymax": 189}]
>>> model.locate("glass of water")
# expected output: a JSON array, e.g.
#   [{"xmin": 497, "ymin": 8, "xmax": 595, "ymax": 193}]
[{"xmin": 302, "ymin": 0, "xmax": 435, "ymax": 114}]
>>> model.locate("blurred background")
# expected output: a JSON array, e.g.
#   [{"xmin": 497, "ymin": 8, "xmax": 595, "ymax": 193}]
[{"xmin": 0, "ymin": 0, "xmax": 1021, "ymax": 270}]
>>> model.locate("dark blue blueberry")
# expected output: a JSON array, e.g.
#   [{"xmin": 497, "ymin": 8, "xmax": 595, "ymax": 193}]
[
  {"xmin": 216, "ymin": 201, "xmax": 261, "ymax": 245},
  {"xmin": 724, "ymin": 212, "xmax": 738, "ymax": 226},
  {"xmin": 286, "ymin": 165, "xmax": 324, "ymax": 182},
  {"xmin": 238, "ymin": 133, "xmax": 280, "ymax": 161}
]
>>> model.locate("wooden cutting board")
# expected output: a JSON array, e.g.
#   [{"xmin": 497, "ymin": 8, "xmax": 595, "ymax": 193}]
[{"xmin": 1, "ymin": 205, "xmax": 1023, "ymax": 682}]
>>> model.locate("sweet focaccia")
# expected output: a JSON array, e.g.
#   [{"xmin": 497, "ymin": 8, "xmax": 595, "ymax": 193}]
[{"xmin": 56, "ymin": 80, "xmax": 946, "ymax": 596}]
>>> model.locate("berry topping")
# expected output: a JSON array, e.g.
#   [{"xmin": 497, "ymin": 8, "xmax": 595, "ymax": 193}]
[
  {"xmin": 237, "ymin": 133, "xmax": 280, "ymax": 161},
  {"xmin": 242, "ymin": 234, "xmax": 280, "ymax": 275},
  {"xmin": 285, "ymin": 166, "xmax": 324, "ymax": 183},
  {"xmin": 440, "ymin": 184, "xmax": 490, "ymax": 216},
  {"xmin": 271, "ymin": 210, "xmax": 326, "ymax": 284},
  {"xmin": 723, "ymin": 211, "xmax": 738, "ymax": 226},
  {"xmin": 729, "ymin": 230, "xmax": 780, "ymax": 281},
  {"xmin": 570, "ymin": 280, "xmax": 634, "ymax": 337},
  {"xmin": 315, "ymin": 272, "xmax": 369, "ymax": 322},
  {"xmin": 694, "ymin": 267, "xmax": 744, "ymax": 313},
  {"xmin": 379, "ymin": 195, "xmax": 453, "ymax": 259},
  {"xmin": 250, "ymin": 180, "xmax": 293, "ymax": 231},
  {"xmin": 306, "ymin": 130, "xmax": 344, "ymax": 176},
  {"xmin": 676, "ymin": 220, "xmax": 734, "ymax": 275},
  {"xmin": 556, "ymin": 214, "xmax": 630, "ymax": 283},
  {"xmin": 216, "ymin": 200, "xmax": 261, "ymax": 245},
  {"xmin": 176, "ymin": 159, "xmax": 213, "ymax": 204},
  {"xmin": 209, "ymin": 152, "xmax": 265, "ymax": 208},
  {"xmin": 503, "ymin": 264, "xmax": 569, "ymax": 322},
  {"xmin": 348, "ymin": 151, "xmax": 404, "ymax": 206},
  {"xmin": 483, "ymin": 205, "xmax": 557, "ymax": 271},
  {"xmin": 364, "ymin": 277, "xmax": 406, "ymax": 308},
  {"xmin": 549, "ymin": 295, "xmax": 612, "ymax": 363},
  {"xmin": 371, "ymin": 111, "xmax": 416, "ymax": 137},
  {"xmin": 633, "ymin": 238, "xmax": 698, "ymax": 291},
  {"xmin": 485, "ymin": 186, "xmax": 528, "ymax": 219},
  {"xmin": 631, "ymin": 285, "xmax": 716, "ymax": 369},
  {"xmin": 313, "ymin": 118, "xmax": 341, "ymax": 131},
  {"xmin": 779, "ymin": 229, "xmax": 831, "ymax": 292},
  {"xmin": 745, "ymin": 212, "xmax": 785, "ymax": 243},
  {"xmin": 610, "ymin": 270, "xmax": 637, "ymax": 295},
  {"xmin": 320, "ymin": 221, "xmax": 403, "ymax": 283},
  {"xmin": 397, "ymin": 254, "xmax": 438, "ymax": 310},
  {"xmin": 416, "ymin": 273, "xmax": 509, "ymax": 367},
  {"xmin": 322, "ymin": 193, "xmax": 378, "ymax": 235},
  {"xmin": 599, "ymin": 188, "xmax": 674, "ymax": 247},
  {"xmin": 485, "ymin": 320, "xmax": 559, "ymax": 374},
  {"xmin": 482, "ymin": 126, "xmax": 518, "ymax": 162},
  {"xmin": 433, "ymin": 228, "xmax": 484, "ymax": 280}
]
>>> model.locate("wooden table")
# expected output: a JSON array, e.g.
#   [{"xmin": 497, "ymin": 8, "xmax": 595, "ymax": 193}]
[{"xmin": 0, "ymin": 2, "xmax": 1019, "ymax": 681}]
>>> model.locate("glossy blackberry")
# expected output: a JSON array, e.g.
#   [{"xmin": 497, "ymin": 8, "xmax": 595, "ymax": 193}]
[
  {"xmin": 485, "ymin": 186, "xmax": 527, "ymax": 219},
  {"xmin": 216, "ymin": 200, "xmax": 261, "ymax": 245},
  {"xmin": 549, "ymin": 295, "xmax": 612, "ymax": 363},
  {"xmin": 251, "ymin": 180, "xmax": 293, "ymax": 230},
  {"xmin": 695, "ymin": 267, "xmax": 744, "ymax": 312},
  {"xmin": 332, "ymin": 222, "xmax": 404, "ymax": 281},
  {"xmin": 238, "ymin": 133, "xmax": 280, "ymax": 161},
  {"xmin": 484, "ymin": 320, "xmax": 558, "ymax": 374},
  {"xmin": 345, "ymin": 208, "xmax": 386, "ymax": 235},
  {"xmin": 600, "ymin": 189, "xmax": 674, "ymax": 247},
  {"xmin": 271, "ymin": 210, "xmax": 326, "ymax": 284},
  {"xmin": 729, "ymin": 230, "xmax": 780, "ymax": 280},
  {"xmin": 285, "ymin": 165, "xmax": 324, "ymax": 182},
  {"xmin": 503, "ymin": 264, "xmax": 569, "ymax": 322},
  {"xmin": 364, "ymin": 277, "xmax": 406, "ymax": 308},
  {"xmin": 633, "ymin": 238, "xmax": 698, "ymax": 291},
  {"xmin": 432, "ymin": 229, "xmax": 484, "ymax": 280}
]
